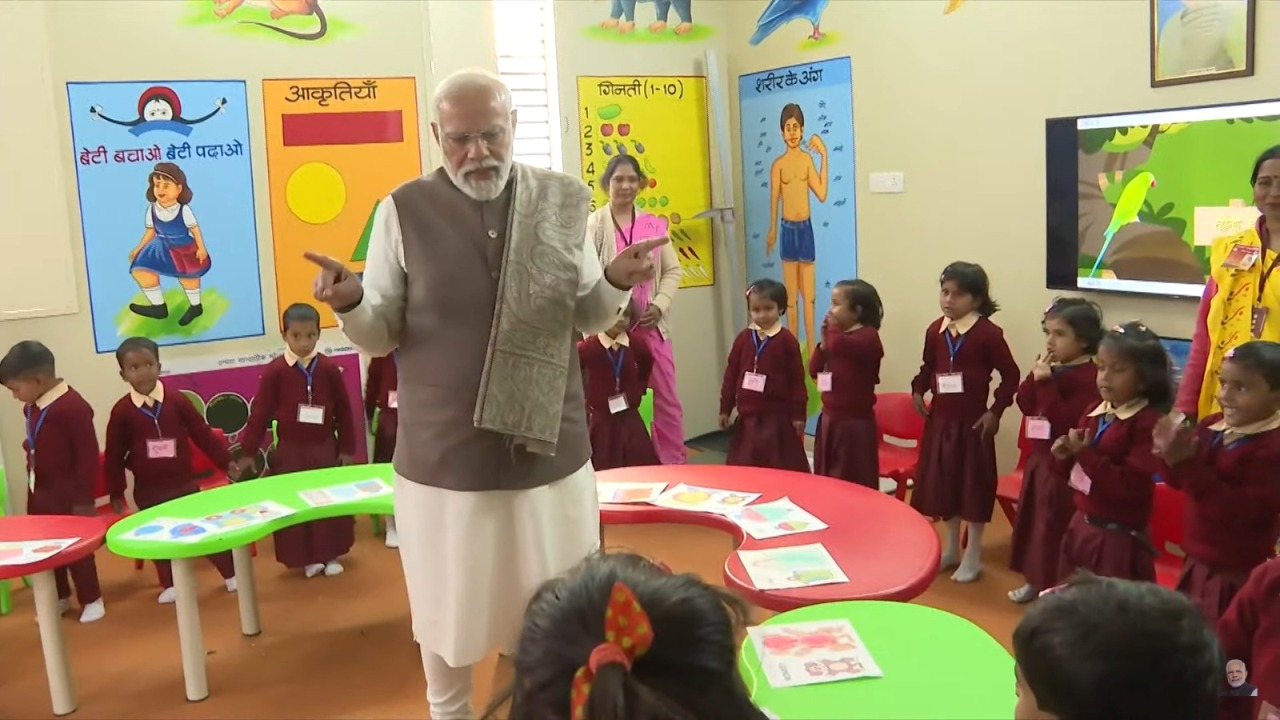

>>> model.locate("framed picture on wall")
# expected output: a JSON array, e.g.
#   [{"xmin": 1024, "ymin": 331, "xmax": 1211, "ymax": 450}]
[{"xmin": 1150, "ymin": 0, "xmax": 1256, "ymax": 87}]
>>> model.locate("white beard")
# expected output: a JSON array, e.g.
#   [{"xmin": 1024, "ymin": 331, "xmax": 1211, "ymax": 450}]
[{"xmin": 444, "ymin": 158, "xmax": 513, "ymax": 201}]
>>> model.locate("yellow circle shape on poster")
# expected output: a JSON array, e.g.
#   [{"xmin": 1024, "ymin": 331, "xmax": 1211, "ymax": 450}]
[{"xmin": 286, "ymin": 162, "xmax": 346, "ymax": 225}]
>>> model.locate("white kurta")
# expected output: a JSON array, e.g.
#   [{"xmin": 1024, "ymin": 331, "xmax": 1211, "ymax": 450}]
[{"xmin": 338, "ymin": 192, "xmax": 627, "ymax": 668}]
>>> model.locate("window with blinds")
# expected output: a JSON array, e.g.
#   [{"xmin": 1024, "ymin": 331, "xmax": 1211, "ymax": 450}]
[{"xmin": 492, "ymin": 0, "xmax": 561, "ymax": 171}]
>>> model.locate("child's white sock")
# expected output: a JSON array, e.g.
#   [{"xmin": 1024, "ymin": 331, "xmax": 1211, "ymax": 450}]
[
  {"xmin": 157, "ymin": 587, "xmax": 177, "ymax": 604},
  {"xmin": 952, "ymin": 522, "xmax": 985, "ymax": 583},
  {"xmin": 79, "ymin": 598, "xmax": 105, "ymax": 623},
  {"xmin": 304, "ymin": 563, "xmax": 325, "ymax": 578},
  {"xmin": 940, "ymin": 517, "xmax": 962, "ymax": 569},
  {"xmin": 184, "ymin": 287, "xmax": 201, "ymax": 306},
  {"xmin": 1008, "ymin": 583, "xmax": 1038, "ymax": 603},
  {"xmin": 323, "ymin": 560, "xmax": 344, "ymax": 576},
  {"xmin": 224, "ymin": 577, "xmax": 237, "ymax": 593},
  {"xmin": 143, "ymin": 286, "xmax": 165, "ymax": 305}
]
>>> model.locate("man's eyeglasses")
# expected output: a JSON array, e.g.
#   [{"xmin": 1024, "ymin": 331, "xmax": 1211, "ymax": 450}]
[{"xmin": 444, "ymin": 129, "xmax": 506, "ymax": 150}]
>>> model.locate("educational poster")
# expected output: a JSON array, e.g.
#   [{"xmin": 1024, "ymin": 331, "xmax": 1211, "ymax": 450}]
[
  {"xmin": 738, "ymin": 58, "xmax": 856, "ymax": 428},
  {"xmin": 747, "ymin": 0, "xmax": 834, "ymax": 49},
  {"xmin": 578, "ymin": 76, "xmax": 714, "ymax": 287},
  {"xmin": 582, "ymin": 0, "xmax": 713, "ymax": 44},
  {"xmin": 67, "ymin": 81, "xmax": 264, "ymax": 354},
  {"xmin": 178, "ymin": 0, "xmax": 356, "ymax": 42},
  {"xmin": 158, "ymin": 342, "xmax": 369, "ymax": 478},
  {"xmin": 263, "ymin": 77, "xmax": 422, "ymax": 328}
]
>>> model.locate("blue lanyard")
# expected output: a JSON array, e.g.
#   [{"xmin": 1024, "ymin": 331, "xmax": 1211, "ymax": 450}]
[
  {"xmin": 607, "ymin": 347, "xmax": 625, "ymax": 392},
  {"xmin": 295, "ymin": 356, "xmax": 317, "ymax": 402},
  {"xmin": 1213, "ymin": 431, "xmax": 1247, "ymax": 449},
  {"xmin": 944, "ymin": 331, "xmax": 965, "ymax": 369},
  {"xmin": 751, "ymin": 331, "xmax": 771, "ymax": 371},
  {"xmin": 24, "ymin": 405, "xmax": 49, "ymax": 459},
  {"xmin": 1093, "ymin": 414, "xmax": 1115, "ymax": 443},
  {"xmin": 139, "ymin": 401, "xmax": 163, "ymax": 437}
]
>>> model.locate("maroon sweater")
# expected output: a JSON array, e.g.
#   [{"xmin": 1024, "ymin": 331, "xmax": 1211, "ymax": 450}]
[
  {"xmin": 23, "ymin": 385, "xmax": 99, "ymax": 513},
  {"xmin": 909, "ymin": 316, "xmax": 1019, "ymax": 423},
  {"xmin": 1218, "ymin": 557, "xmax": 1280, "ymax": 706},
  {"xmin": 1062, "ymin": 405, "xmax": 1162, "ymax": 530},
  {"xmin": 103, "ymin": 387, "xmax": 231, "ymax": 503},
  {"xmin": 238, "ymin": 354, "xmax": 356, "ymax": 458},
  {"xmin": 720, "ymin": 327, "xmax": 807, "ymax": 421},
  {"xmin": 578, "ymin": 335, "xmax": 653, "ymax": 416},
  {"xmin": 364, "ymin": 354, "xmax": 398, "ymax": 428},
  {"xmin": 809, "ymin": 325, "xmax": 881, "ymax": 419},
  {"xmin": 1015, "ymin": 362, "xmax": 1100, "ymax": 455},
  {"xmin": 1159, "ymin": 415, "xmax": 1280, "ymax": 572}
]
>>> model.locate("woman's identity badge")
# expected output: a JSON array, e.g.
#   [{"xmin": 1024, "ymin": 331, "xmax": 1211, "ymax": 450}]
[
  {"xmin": 816, "ymin": 372, "xmax": 833, "ymax": 392},
  {"xmin": 1222, "ymin": 244, "xmax": 1261, "ymax": 270},
  {"xmin": 298, "ymin": 404, "xmax": 326, "ymax": 425},
  {"xmin": 1025, "ymin": 416, "xmax": 1052, "ymax": 440},
  {"xmin": 608, "ymin": 394, "xmax": 629, "ymax": 414},
  {"xmin": 146, "ymin": 438, "xmax": 177, "ymax": 459},
  {"xmin": 1253, "ymin": 306, "xmax": 1269, "ymax": 338},
  {"xmin": 1068, "ymin": 464, "xmax": 1092, "ymax": 495},
  {"xmin": 388, "ymin": 390, "xmax": 399, "ymax": 409},
  {"xmin": 936, "ymin": 372, "xmax": 964, "ymax": 394},
  {"xmin": 743, "ymin": 372, "xmax": 767, "ymax": 392}
]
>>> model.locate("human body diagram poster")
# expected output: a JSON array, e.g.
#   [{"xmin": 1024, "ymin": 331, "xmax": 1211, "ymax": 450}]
[{"xmin": 67, "ymin": 80, "xmax": 264, "ymax": 354}]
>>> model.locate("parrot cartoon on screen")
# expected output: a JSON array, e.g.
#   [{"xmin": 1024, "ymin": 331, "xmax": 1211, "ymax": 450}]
[
  {"xmin": 749, "ymin": 0, "xmax": 831, "ymax": 45},
  {"xmin": 1088, "ymin": 171, "xmax": 1157, "ymax": 279}
]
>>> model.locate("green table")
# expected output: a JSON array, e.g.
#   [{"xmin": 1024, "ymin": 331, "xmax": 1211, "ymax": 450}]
[
  {"xmin": 739, "ymin": 601, "xmax": 1014, "ymax": 720},
  {"xmin": 105, "ymin": 464, "xmax": 396, "ymax": 702}
]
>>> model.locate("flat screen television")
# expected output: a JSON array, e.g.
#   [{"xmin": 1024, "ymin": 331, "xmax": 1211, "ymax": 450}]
[
  {"xmin": 1046, "ymin": 98, "xmax": 1279, "ymax": 298},
  {"xmin": 1160, "ymin": 335, "xmax": 1192, "ymax": 397}
]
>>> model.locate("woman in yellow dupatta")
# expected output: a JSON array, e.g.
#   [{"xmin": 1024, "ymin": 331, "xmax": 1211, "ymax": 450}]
[{"xmin": 1176, "ymin": 146, "xmax": 1280, "ymax": 419}]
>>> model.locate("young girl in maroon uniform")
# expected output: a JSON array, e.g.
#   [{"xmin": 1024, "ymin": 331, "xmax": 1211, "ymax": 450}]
[
  {"xmin": 810, "ymin": 279, "xmax": 884, "ymax": 488},
  {"xmin": 0, "ymin": 341, "xmax": 105, "ymax": 623},
  {"xmin": 1008, "ymin": 298, "xmax": 1104, "ymax": 603},
  {"xmin": 578, "ymin": 302, "xmax": 660, "ymax": 470},
  {"xmin": 910, "ymin": 262, "xmax": 1020, "ymax": 583},
  {"xmin": 364, "ymin": 353, "xmax": 399, "ymax": 548},
  {"xmin": 103, "ymin": 336, "xmax": 238, "ymax": 603},
  {"xmin": 1218, "ymin": 558, "xmax": 1280, "ymax": 718},
  {"xmin": 1153, "ymin": 341, "xmax": 1280, "ymax": 626},
  {"xmin": 1052, "ymin": 321, "xmax": 1169, "ymax": 583},
  {"xmin": 720, "ymin": 279, "xmax": 809, "ymax": 472},
  {"xmin": 235, "ymin": 304, "xmax": 357, "ymax": 578}
]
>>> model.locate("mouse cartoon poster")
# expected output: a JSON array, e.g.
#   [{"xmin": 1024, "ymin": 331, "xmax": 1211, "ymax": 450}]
[{"xmin": 67, "ymin": 80, "xmax": 265, "ymax": 353}]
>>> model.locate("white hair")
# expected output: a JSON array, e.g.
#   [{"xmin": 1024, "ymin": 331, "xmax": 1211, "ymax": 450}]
[{"xmin": 432, "ymin": 69, "xmax": 513, "ymax": 120}]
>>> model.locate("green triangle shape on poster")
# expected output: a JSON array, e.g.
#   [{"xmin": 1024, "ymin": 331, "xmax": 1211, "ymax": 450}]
[{"xmin": 351, "ymin": 199, "xmax": 381, "ymax": 263}]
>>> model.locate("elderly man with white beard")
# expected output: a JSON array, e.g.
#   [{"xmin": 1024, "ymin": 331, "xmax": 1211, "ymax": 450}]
[{"xmin": 303, "ymin": 69, "xmax": 667, "ymax": 719}]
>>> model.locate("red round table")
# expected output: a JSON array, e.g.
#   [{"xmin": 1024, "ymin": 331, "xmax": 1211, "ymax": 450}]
[
  {"xmin": 0, "ymin": 515, "xmax": 108, "ymax": 716},
  {"xmin": 597, "ymin": 466, "xmax": 940, "ymax": 611}
]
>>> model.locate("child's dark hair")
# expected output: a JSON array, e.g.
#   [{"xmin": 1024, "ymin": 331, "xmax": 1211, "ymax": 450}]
[
  {"xmin": 0, "ymin": 341, "xmax": 56, "ymax": 384},
  {"xmin": 1100, "ymin": 321, "xmax": 1173, "ymax": 411},
  {"xmin": 833, "ymin": 279, "xmax": 883, "ymax": 329},
  {"xmin": 115, "ymin": 336, "xmax": 160, "ymax": 368},
  {"xmin": 1251, "ymin": 145, "xmax": 1280, "ymax": 185},
  {"xmin": 281, "ymin": 303, "xmax": 321, "ymax": 331},
  {"xmin": 1013, "ymin": 571, "xmax": 1220, "ymax": 720},
  {"xmin": 601, "ymin": 155, "xmax": 647, "ymax": 189},
  {"xmin": 939, "ymin": 261, "xmax": 999, "ymax": 316},
  {"xmin": 1044, "ymin": 297, "xmax": 1105, "ymax": 355},
  {"xmin": 1223, "ymin": 340, "xmax": 1280, "ymax": 390},
  {"xmin": 746, "ymin": 278, "xmax": 788, "ymax": 315},
  {"xmin": 779, "ymin": 102, "xmax": 803, "ymax": 130},
  {"xmin": 488, "ymin": 552, "xmax": 768, "ymax": 720}
]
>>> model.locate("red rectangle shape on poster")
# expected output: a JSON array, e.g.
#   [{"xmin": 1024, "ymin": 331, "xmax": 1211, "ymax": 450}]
[{"xmin": 281, "ymin": 110, "xmax": 405, "ymax": 147}]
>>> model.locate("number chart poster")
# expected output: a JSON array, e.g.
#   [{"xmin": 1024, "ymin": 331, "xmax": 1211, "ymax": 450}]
[
  {"xmin": 577, "ymin": 76, "xmax": 714, "ymax": 288},
  {"xmin": 159, "ymin": 343, "xmax": 369, "ymax": 479},
  {"xmin": 738, "ymin": 58, "xmax": 856, "ymax": 428},
  {"xmin": 67, "ymin": 80, "xmax": 264, "ymax": 354},
  {"xmin": 263, "ymin": 77, "xmax": 422, "ymax": 329}
]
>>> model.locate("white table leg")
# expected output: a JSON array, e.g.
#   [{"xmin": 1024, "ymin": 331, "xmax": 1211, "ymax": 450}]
[
  {"xmin": 231, "ymin": 545, "xmax": 260, "ymax": 637},
  {"xmin": 171, "ymin": 558, "xmax": 208, "ymax": 702},
  {"xmin": 31, "ymin": 570, "xmax": 76, "ymax": 716}
]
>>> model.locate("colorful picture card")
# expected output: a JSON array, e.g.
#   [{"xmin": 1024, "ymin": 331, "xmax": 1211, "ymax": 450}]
[
  {"xmin": 748, "ymin": 619, "xmax": 883, "ymax": 689},
  {"xmin": 298, "ymin": 478, "xmax": 392, "ymax": 508},
  {"xmin": 653, "ymin": 483, "xmax": 761, "ymax": 515},
  {"xmin": 0, "ymin": 538, "xmax": 80, "ymax": 567},
  {"xmin": 729, "ymin": 496, "xmax": 828, "ymax": 540},
  {"xmin": 738, "ymin": 542, "xmax": 848, "ymax": 590},
  {"xmin": 597, "ymin": 481, "xmax": 667, "ymax": 505}
]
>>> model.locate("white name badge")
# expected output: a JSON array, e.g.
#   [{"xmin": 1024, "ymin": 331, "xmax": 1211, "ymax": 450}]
[
  {"xmin": 743, "ymin": 372, "xmax": 767, "ymax": 392},
  {"xmin": 298, "ymin": 404, "xmax": 326, "ymax": 425},
  {"xmin": 936, "ymin": 372, "xmax": 965, "ymax": 394},
  {"xmin": 28, "ymin": 470, "xmax": 35, "ymax": 493},
  {"xmin": 147, "ymin": 438, "xmax": 178, "ymax": 459},
  {"xmin": 608, "ymin": 394, "xmax": 629, "ymax": 414},
  {"xmin": 816, "ymin": 372, "xmax": 833, "ymax": 392},
  {"xmin": 1068, "ymin": 463, "xmax": 1092, "ymax": 495},
  {"xmin": 1025, "ymin": 416, "xmax": 1052, "ymax": 440},
  {"xmin": 387, "ymin": 390, "xmax": 399, "ymax": 409}
]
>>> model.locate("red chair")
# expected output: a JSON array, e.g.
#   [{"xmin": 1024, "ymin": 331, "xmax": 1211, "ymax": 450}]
[
  {"xmin": 190, "ymin": 428, "xmax": 232, "ymax": 492},
  {"xmin": 875, "ymin": 393, "xmax": 926, "ymax": 502},
  {"xmin": 94, "ymin": 453, "xmax": 144, "ymax": 570},
  {"xmin": 1150, "ymin": 481, "xmax": 1188, "ymax": 589},
  {"xmin": 995, "ymin": 420, "xmax": 1033, "ymax": 527}
]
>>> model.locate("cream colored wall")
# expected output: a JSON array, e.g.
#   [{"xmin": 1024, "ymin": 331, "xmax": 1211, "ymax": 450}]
[
  {"xmin": 553, "ymin": 1, "xmax": 743, "ymax": 439},
  {"xmin": 727, "ymin": 1, "xmax": 1280, "ymax": 468}
]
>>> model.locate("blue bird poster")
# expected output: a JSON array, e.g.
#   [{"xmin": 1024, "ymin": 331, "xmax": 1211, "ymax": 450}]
[
  {"xmin": 67, "ymin": 80, "xmax": 264, "ymax": 353},
  {"xmin": 738, "ymin": 57, "xmax": 856, "ymax": 432}
]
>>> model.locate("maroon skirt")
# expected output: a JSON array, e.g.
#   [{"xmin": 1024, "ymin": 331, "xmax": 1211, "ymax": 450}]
[
  {"xmin": 1176, "ymin": 557, "xmax": 1253, "ymax": 627},
  {"xmin": 813, "ymin": 412, "xmax": 879, "ymax": 489},
  {"xmin": 727, "ymin": 411, "xmax": 810, "ymax": 473},
  {"xmin": 589, "ymin": 409, "xmax": 660, "ymax": 471},
  {"xmin": 372, "ymin": 410, "xmax": 397, "ymax": 463},
  {"xmin": 1058, "ymin": 511, "xmax": 1156, "ymax": 583},
  {"xmin": 266, "ymin": 440, "xmax": 356, "ymax": 569},
  {"xmin": 1008, "ymin": 452, "xmax": 1075, "ymax": 588},
  {"xmin": 910, "ymin": 416, "xmax": 997, "ymax": 522}
]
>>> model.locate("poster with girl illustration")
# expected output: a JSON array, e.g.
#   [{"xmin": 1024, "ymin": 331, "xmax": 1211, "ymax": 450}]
[{"xmin": 67, "ymin": 80, "xmax": 264, "ymax": 353}]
